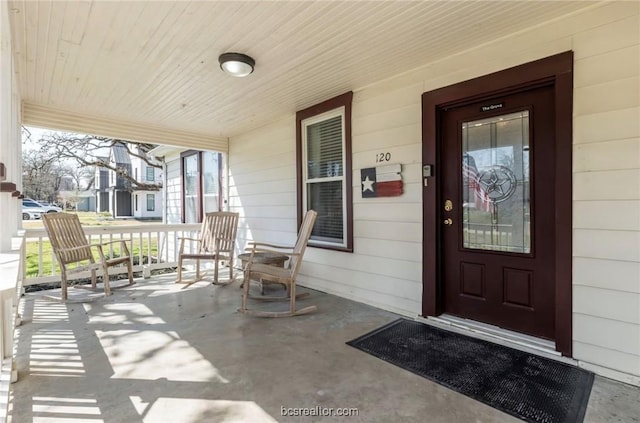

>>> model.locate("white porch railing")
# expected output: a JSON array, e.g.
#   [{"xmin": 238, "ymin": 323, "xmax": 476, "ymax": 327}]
[{"xmin": 23, "ymin": 223, "xmax": 201, "ymax": 287}]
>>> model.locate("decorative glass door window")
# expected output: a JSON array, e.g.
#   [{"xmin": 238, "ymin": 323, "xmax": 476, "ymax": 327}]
[{"xmin": 461, "ymin": 111, "xmax": 531, "ymax": 253}]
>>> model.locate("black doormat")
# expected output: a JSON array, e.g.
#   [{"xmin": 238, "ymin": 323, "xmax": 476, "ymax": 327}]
[{"xmin": 347, "ymin": 318, "xmax": 594, "ymax": 423}]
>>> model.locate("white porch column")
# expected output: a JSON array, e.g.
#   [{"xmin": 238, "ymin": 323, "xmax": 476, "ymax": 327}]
[{"xmin": 0, "ymin": 1, "xmax": 22, "ymax": 252}]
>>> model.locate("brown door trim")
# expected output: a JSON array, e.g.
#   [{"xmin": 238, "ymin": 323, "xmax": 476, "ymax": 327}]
[{"xmin": 421, "ymin": 51, "xmax": 574, "ymax": 356}]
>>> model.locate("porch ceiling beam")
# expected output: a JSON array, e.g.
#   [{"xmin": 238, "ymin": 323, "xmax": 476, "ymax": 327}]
[{"xmin": 22, "ymin": 103, "xmax": 228, "ymax": 153}]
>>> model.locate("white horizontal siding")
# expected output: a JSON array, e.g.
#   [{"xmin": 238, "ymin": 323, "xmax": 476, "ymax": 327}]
[
  {"xmin": 574, "ymin": 76, "xmax": 639, "ymax": 116},
  {"xmin": 574, "ymin": 170, "xmax": 640, "ymax": 201},
  {"xmin": 234, "ymin": 205, "xmax": 297, "ymax": 220},
  {"xmin": 229, "ymin": 120, "xmax": 299, "ymax": 249},
  {"xmin": 574, "ymin": 138, "xmax": 640, "ymax": 172},
  {"xmin": 573, "ymin": 341, "xmax": 640, "ymax": 377},
  {"xmin": 574, "ymin": 314, "xmax": 639, "ymax": 357},
  {"xmin": 352, "ymin": 145, "xmax": 421, "ymax": 173},
  {"xmin": 575, "ymin": 107, "xmax": 640, "ymax": 146},
  {"xmin": 297, "ymin": 273, "xmax": 421, "ymax": 317},
  {"xmin": 573, "ymin": 257, "xmax": 640, "ymax": 294},
  {"xmin": 574, "ymin": 201, "xmax": 640, "ymax": 231},
  {"xmin": 228, "ymin": 1, "xmax": 640, "ymax": 381},
  {"xmin": 573, "ymin": 45, "xmax": 639, "ymax": 89},
  {"xmin": 572, "ymin": 13, "xmax": 640, "ymax": 60},
  {"xmin": 165, "ymin": 159, "xmax": 181, "ymax": 224},
  {"xmin": 574, "ymin": 229, "xmax": 640, "ymax": 262},
  {"xmin": 574, "ymin": 286, "xmax": 640, "ymax": 324},
  {"xmin": 569, "ymin": 2, "xmax": 640, "ymax": 381}
]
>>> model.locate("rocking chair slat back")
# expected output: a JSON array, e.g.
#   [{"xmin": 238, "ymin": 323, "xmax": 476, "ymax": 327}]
[
  {"xmin": 200, "ymin": 211, "xmax": 238, "ymax": 255},
  {"xmin": 43, "ymin": 213, "xmax": 94, "ymax": 265},
  {"xmin": 176, "ymin": 211, "xmax": 240, "ymax": 285},
  {"xmin": 288, "ymin": 209, "xmax": 318, "ymax": 276},
  {"xmin": 42, "ymin": 212, "xmax": 135, "ymax": 301}
]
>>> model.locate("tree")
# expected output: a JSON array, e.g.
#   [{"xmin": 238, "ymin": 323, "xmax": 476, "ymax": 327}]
[
  {"xmin": 22, "ymin": 148, "xmax": 71, "ymax": 202},
  {"xmin": 26, "ymin": 129, "xmax": 162, "ymax": 192}
]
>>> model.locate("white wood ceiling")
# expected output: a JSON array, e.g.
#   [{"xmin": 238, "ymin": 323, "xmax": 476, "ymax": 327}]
[{"xmin": 8, "ymin": 1, "xmax": 598, "ymax": 143}]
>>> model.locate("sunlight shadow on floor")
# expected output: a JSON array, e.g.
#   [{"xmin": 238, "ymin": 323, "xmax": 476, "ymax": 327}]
[
  {"xmin": 132, "ymin": 398, "xmax": 277, "ymax": 423},
  {"xmin": 32, "ymin": 396, "xmax": 103, "ymax": 422}
]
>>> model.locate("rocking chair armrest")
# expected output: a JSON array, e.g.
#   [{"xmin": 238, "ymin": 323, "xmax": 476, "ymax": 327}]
[
  {"xmin": 244, "ymin": 247, "xmax": 300, "ymax": 258},
  {"xmin": 93, "ymin": 239, "xmax": 131, "ymax": 247},
  {"xmin": 92, "ymin": 239, "xmax": 132, "ymax": 256},
  {"xmin": 178, "ymin": 236, "xmax": 202, "ymax": 243},
  {"xmin": 178, "ymin": 236, "xmax": 203, "ymax": 254},
  {"xmin": 247, "ymin": 241, "xmax": 294, "ymax": 250}
]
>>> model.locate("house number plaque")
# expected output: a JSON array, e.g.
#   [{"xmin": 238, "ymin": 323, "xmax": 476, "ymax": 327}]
[{"xmin": 375, "ymin": 152, "xmax": 391, "ymax": 163}]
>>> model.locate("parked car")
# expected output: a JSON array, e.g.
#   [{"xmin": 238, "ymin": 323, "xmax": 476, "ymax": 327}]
[
  {"xmin": 22, "ymin": 208, "xmax": 43, "ymax": 220},
  {"xmin": 23, "ymin": 199, "xmax": 62, "ymax": 213}
]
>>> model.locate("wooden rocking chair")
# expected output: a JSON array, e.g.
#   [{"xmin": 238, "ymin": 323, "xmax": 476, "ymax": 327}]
[
  {"xmin": 42, "ymin": 213, "xmax": 134, "ymax": 301},
  {"xmin": 239, "ymin": 209, "xmax": 317, "ymax": 317},
  {"xmin": 176, "ymin": 211, "xmax": 240, "ymax": 285}
]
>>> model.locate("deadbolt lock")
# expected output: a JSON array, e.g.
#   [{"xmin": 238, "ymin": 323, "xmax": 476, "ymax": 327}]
[
  {"xmin": 444, "ymin": 199, "xmax": 453, "ymax": 212},
  {"xmin": 443, "ymin": 218, "xmax": 453, "ymax": 225}
]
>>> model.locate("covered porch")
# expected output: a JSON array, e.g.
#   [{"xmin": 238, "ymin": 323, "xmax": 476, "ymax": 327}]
[
  {"xmin": 1, "ymin": 0, "xmax": 640, "ymax": 421},
  {"xmin": 10, "ymin": 273, "xmax": 638, "ymax": 422}
]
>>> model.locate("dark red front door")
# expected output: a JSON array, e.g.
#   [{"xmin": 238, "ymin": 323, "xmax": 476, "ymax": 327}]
[{"xmin": 441, "ymin": 85, "xmax": 556, "ymax": 340}]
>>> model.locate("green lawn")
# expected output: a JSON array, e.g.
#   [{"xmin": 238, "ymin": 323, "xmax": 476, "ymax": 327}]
[
  {"xmin": 22, "ymin": 211, "xmax": 161, "ymax": 229},
  {"xmin": 25, "ymin": 212, "xmax": 160, "ymax": 277}
]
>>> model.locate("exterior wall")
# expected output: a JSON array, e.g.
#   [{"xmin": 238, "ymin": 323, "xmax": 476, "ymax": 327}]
[
  {"xmin": 229, "ymin": 116, "xmax": 299, "ymax": 257},
  {"xmin": 75, "ymin": 195, "xmax": 96, "ymax": 212},
  {"xmin": 0, "ymin": 1, "xmax": 22, "ymax": 250},
  {"xmin": 109, "ymin": 190, "xmax": 132, "ymax": 217},
  {"xmin": 132, "ymin": 191, "xmax": 162, "ymax": 219},
  {"xmin": 165, "ymin": 154, "xmax": 182, "ymax": 224},
  {"xmin": 229, "ymin": 1, "xmax": 640, "ymax": 383}
]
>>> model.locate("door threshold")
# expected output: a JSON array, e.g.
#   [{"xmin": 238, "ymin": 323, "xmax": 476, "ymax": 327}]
[{"xmin": 415, "ymin": 314, "xmax": 577, "ymax": 365}]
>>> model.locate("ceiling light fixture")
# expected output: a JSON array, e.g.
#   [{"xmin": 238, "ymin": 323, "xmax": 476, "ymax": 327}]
[{"xmin": 218, "ymin": 52, "xmax": 255, "ymax": 77}]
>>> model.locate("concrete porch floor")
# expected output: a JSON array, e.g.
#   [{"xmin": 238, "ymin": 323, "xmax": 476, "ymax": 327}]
[{"xmin": 10, "ymin": 273, "xmax": 640, "ymax": 422}]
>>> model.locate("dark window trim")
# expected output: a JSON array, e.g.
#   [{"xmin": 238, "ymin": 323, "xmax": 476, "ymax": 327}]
[
  {"xmin": 181, "ymin": 150, "xmax": 202, "ymax": 223},
  {"xmin": 180, "ymin": 150, "xmax": 222, "ymax": 223},
  {"xmin": 296, "ymin": 91, "xmax": 353, "ymax": 252}
]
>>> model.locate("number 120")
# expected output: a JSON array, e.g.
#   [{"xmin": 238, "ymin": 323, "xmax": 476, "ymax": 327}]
[{"xmin": 376, "ymin": 152, "xmax": 391, "ymax": 163}]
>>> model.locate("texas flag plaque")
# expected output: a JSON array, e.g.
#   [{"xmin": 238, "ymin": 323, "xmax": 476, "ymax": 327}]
[{"xmin": 361, "ymin": 164, "xmax": 403, "ymax": 198}]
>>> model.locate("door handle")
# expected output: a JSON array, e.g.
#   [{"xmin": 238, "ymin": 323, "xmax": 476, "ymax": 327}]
[{"xmin": 443, "ymin": 218, "xmax": 453, "ymax": 225}]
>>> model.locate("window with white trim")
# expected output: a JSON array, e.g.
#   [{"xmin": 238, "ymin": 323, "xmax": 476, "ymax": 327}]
[
  {"xmin": 297, "ymin": 92, "xmax": 353, "ymax": 251},
  {"xmin": 146, "ymin": 194, "xmax": 155, "ymax": 211}
]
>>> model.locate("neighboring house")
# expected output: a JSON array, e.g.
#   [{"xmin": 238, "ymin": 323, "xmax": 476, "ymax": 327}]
[
  {"xmin": 95, "ymin": 143, "xmax": 162, "ymax": 219},
  {"xmin": 1, "ymin": 2, "xmax": 639, "ymax": 387},
  {"xmin": 95, "ymin": 157, "xmax": 110, "ymax": 213},
  {"xmin": 57, "ymin": 175, "xmax": 96, "ymax": 211},
  {"xmin": 130, "ymin": 145, "xmax": 163, "ymax": 220},
  {"xmin": 59, "ymin": 190, "xmax": 96, "ymax": 212}
]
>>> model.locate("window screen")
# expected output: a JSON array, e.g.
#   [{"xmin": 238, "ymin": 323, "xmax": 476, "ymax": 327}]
[
  {"xmin": 304, "ymin": 112, "xmax": 345, "ymax": 246},
  {"xmin": 146, "ymin": 194, "xmax": 155, "ymax": 211}
]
